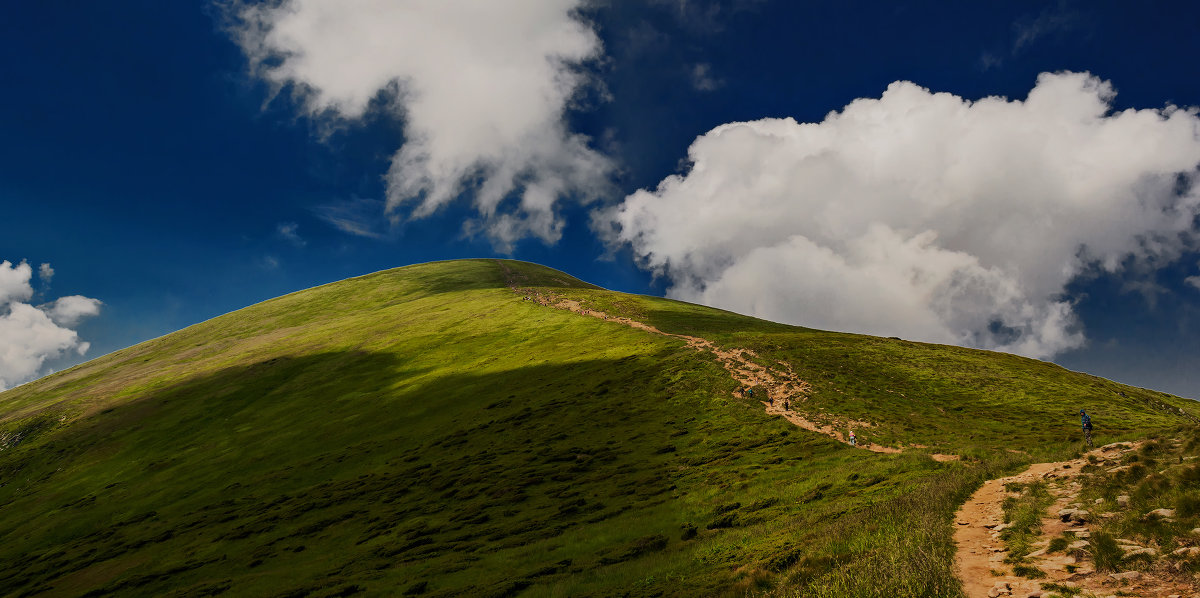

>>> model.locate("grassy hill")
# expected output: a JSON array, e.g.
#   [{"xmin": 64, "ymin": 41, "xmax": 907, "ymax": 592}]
[{"xmin": 0, "ymin": 259, "xmax": 1194, "ymax": 597}]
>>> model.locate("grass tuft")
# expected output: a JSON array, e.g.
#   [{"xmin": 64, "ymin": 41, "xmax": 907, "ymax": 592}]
[{"xmin": 1090, "ymin": 532, "xmax": 1125, "ymax": 572}]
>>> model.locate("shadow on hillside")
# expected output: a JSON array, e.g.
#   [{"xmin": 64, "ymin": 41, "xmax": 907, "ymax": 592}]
[{"xmin": 2, "ymin": 346, "xmax": 742, "ymax": 596}]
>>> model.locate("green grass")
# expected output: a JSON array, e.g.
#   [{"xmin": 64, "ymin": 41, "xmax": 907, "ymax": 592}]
[
  {"xmin": 1039, "ymin": 581, "xmax": 1082, "ymax": 596},
  {"xmin": 0, "ymin": 259, "xmax": 1195, "ymax": 596},
  {"xmin": 542, "ymin": 281, "xmax": 1199, "ymax": 458},
  {"xmin": 1090, "ymin": 532, "xmax": 1126, "ymax": 572},
  {"xmin": 1073, "ymin": 426, "xmax": 1200, "ymax": 576},
  {"xmin": 1047, "ymin": 535, "xmax": 1070, "ymax": 553},
  {"xmin": 998, "ymin": 481, "xmax": 1053, "ymax": 573}
]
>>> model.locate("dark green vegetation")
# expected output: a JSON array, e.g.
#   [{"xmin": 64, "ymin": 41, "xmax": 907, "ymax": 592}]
[{"xmin": 0, "ymin": 259, "xmax": 1196, "ymax": 597}]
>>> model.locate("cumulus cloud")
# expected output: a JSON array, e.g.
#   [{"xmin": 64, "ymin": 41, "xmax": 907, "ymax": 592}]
[
  {"xmin": 38, "ymin": 263, "xmax": 54, "ymax": 285},
  {"xmin": 42, "ymin": 295, "xmax": 103, "ymax": 327},
  {"xmin": 604, "ymin": 72, "xmax": 1200, "ymax": 358},
  {"xmin": 234, "ymin": 0, "xmax": 613, "ymax": 250},
  {"xmin": 0, "ymin": 260, "xmax": 101, "ymax": 390},
  {"xmin": 1187, "ymin": 275, "xmax": 1200, "ymax": 291},
  {"xmin": 0, "ymin": 261, "xmax": 34, "ymax": 306}
]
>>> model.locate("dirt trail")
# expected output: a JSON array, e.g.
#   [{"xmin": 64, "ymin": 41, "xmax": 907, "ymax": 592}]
[
  {"xmin": 954, "ymin": 441, "xmax": 1192, "ymax": 598},
  {"xmin": 956, "ymin": 461, "xmax": 1067, "ymax": 597},
  {"xmin": 497, "ymin": 261, "xmax": 955, "ymax": 458}
]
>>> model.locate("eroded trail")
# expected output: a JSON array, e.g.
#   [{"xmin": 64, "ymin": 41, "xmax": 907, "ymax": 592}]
[
  {"xmin": 498, "ymin": 261, "xmax": 918, "ymax": 454},
  {"xmin": 954, "ymin": 442, "xmax": 1192, "ymax": 598}
]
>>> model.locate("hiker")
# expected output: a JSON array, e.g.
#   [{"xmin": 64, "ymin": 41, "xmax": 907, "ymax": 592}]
[
  {"xmin": 849, "ymin": 430, "xmax": 856, "ymax": 446},
  {"xmin": 748, "ymin": 388, "xmax": 754, "ymax": 399},
  {"xmin": 1080, "ymin": 409, "xmax": 1093, "ymax": 447},
  {"xmin": 783, "ymin": 400, "xmax": 790, "ymax": 411}
]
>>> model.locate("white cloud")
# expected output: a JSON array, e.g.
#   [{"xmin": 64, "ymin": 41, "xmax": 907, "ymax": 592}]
[
  {"xmin": 234, "ymin": 0, "xmax": 613, "ymax": 250},
  {"xmin": 0, "ymin": 260, "xmax": 33, "ymax": 306},
  {"xmin": 0, "ymin": 260, "xmax": 101, "ymax": 390},
  {"xmin": 38, "ymin": 263, "xmax": 54, "ymax": 285},
  {"xmin": 604, "ymin": 72, "xmax": 1200, "ymax": 359},
  {"xmin": 42, "ymin": 295, "xmax": 103, "ymax": 327},
  {"xmin": 1187, "ymin": 275, "xmax": 1200, "ymax": 291}
]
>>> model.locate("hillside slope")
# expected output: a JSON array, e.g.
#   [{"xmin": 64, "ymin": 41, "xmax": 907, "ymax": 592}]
[{"xmin": 0, "ymin": 259, "xmax": 1194, "ymax": 597}]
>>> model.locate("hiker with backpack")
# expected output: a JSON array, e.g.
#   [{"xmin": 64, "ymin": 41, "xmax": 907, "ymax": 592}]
[
  {"xmin": 848, "ymin": 430, "xmax": 856, "ymax": 446},
  {"xmin": 1080, "ymin": 409, "xmax": 1093, "ymax": 447}
]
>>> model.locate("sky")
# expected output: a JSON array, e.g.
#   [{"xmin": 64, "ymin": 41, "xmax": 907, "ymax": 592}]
[{"xmin": 2, "ymin": 1, "xmax": 1200, "ymax": 398}]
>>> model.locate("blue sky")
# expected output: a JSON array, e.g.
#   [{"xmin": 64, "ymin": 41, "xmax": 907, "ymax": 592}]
[{"xmin": 2, "ymin": 1, "xmax": 1200, "ymax": 398}]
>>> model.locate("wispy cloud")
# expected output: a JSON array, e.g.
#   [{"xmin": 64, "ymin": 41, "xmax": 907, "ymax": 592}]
[
  {"xmin": 977, "ymin": 52, "xmax": 1003, "ymax": 72},
  {"xmin": 690, "ymin": 63, "xmax": 722, "ymax": 92},
  {"xmin": 275, "ymin": 222, "xmax": 306, "ymax": 247},
  {"xmin": 977, "ymin": 1, "xmax": 1087, "ymax": 70},
  {"xmin": 647, "ymin": 0, "xmax": 764, "ymax": 34},
  {"xmin": 1013, "ymin": 1, "xmax": 1083, "ymax": 52},
  {"xmin": 312, "ymin": 197, "xmax": 391, "ymax": 240}
]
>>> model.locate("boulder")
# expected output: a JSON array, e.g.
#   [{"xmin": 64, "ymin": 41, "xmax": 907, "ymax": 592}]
[
  {"xmin": 1172, "ymin": 546, "xmax": 1200, "ymax": 557},
  {"xmin": 1067, "ymin": 540, "xmax": 1089, "ymax": 551},
  {"xmin": 1116, "ymin": 494, "xmax": 1129, "ymax": 508},
  {"xmin": 1144, "ymin": 508, "xmax": 1176, "ymax": 520},
  {"xmin": 987, "ymin": 581, "xmax": 1011, "ymax": 597},
  {"xmin": 1108, "ymin": 571, "xmax": 1141, "ymax": 581},
  {"xmin": 1057, "ymin": 508, "xmax": 1090, "ymax": 523},
  {"xmin": 1123, "ymin": 547, "xmax": 1157, "ymax": 559}
]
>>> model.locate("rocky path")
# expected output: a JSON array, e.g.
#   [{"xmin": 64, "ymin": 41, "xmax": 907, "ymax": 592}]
[
  {"xmin": 954, "ymin": 442, "xmax": 1192, "ymax": 598},
  {"xmin": 497, "ymin": 261, "xmax": 948, "ymax": 456}
]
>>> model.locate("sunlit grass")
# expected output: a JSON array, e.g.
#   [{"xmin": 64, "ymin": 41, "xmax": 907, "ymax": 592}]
[{"xmin": 0, "ymin": 259, "xmax": 1195, "ymax": 596}]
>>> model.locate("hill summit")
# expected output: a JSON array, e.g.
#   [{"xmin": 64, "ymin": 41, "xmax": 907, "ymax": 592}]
[{"xmin": 1, "ymin": 259, "xmax": 1194, "ymax": 596}]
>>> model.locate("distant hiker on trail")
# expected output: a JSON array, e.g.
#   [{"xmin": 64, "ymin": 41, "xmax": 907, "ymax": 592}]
[
  {"xmin": 768, "ymin": 396, "xmax": 774, "ymax": 407},
  {"xmin": 849, "ymin": 431, "xmax": 856, "ymax": 446},
  {"xmin": 783, "ymin": 400, "xmax": 790, "ymax": 411},
  {"xmin": 748, "ymin": 388, "xmax": 755, "ymax": 399},
  {"xmin": 1080, "ymin": 409, "xmax": 1093, "ymax": 447}
]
